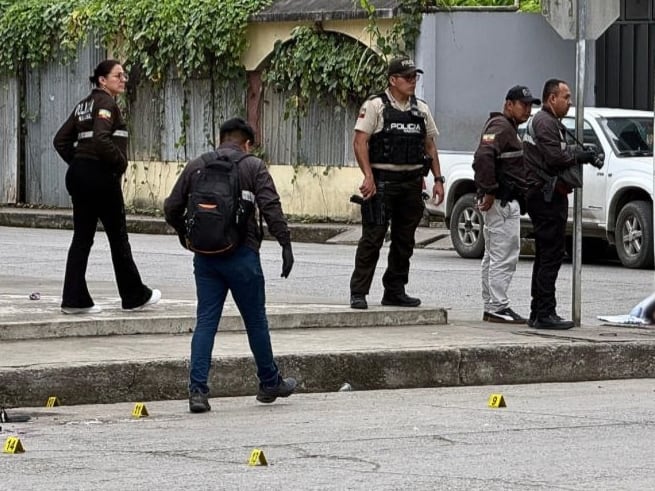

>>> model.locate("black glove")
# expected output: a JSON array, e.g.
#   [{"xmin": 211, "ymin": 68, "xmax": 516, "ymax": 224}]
[
  {"xmin": 281, "ymin": 243, "xmax": 294, "ymax": 278},
  {"xmin": 575, "ymin": 149, "xmax": 596, "ymax": 164},
  {"xmin": 589, "ymin": 154, "xmax": 604, "ymax": 170}
]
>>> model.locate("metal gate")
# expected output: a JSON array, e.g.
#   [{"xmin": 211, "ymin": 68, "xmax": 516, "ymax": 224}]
[{"xmin": 596, "ymin": 0, "xmax": 655, "ymax": 110}]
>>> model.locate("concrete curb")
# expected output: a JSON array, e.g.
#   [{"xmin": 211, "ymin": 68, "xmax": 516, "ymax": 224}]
[
  {"xmin": 0, "ymin": 207, "xmax": 349, "ymax": 243},
  {"xmin": 0, "ymin": 298, "xmax": 447, "ymax": 340},
  {"xmin": 2, "ymin": 341, "xmax": 654, "ymax": 407}
]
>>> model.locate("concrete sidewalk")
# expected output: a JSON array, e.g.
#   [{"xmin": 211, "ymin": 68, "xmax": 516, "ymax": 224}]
[
  {"xmin": 2, "ymin": 301, "xmax": 654, "ymax": 408},
  {"xmin": 1, "ymin": 207, "xmax": 654, "ymax": 410},
  {"xmin": 0, "ymin": 294, "xmax": 446, "ymax": 340}
]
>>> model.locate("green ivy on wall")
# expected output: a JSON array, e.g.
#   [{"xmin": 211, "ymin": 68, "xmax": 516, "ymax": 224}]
[
  {"xmin": 263, "ymin": 0, "xmax": 431, "ymax": 118},
  {"xmin": 0, "ymin": 1, "xmax": 78, "ymax": 73},
  {"xmin": 438, "ymin": 0, "xmax": 540, "ymax": 10},
  {"xmin": 264, "ymin": 25, "xmax": 387, "ymax": 118},
  {"xmin": 0, "ymin": 0, "xmax": 272, "ymax": 82}
]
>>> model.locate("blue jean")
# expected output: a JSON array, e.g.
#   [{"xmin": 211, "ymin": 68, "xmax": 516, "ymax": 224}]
[{"xmin": 189, "ymin": 246, "xmax": 279, "ymax": 394}]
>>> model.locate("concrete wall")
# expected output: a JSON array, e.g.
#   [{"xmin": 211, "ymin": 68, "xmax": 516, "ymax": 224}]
[
  {"xmin": 122, "ymin": 162, "xmax": 363, "ymax": 221},
  {"xmin": 125, "ymin": 12, "xmax": 602, "ymax": 221},
  {"xmin": 416, "ymin": 11, "xmax": 596, "ymax": 151}
]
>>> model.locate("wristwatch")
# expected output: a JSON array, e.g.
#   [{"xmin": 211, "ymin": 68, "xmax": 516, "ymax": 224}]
[{"xmin": 433, "ymin": 175, "xmax": 445, "ymax": 183}]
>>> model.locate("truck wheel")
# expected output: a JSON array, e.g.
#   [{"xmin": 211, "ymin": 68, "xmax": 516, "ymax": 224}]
[
  {"xmin": 615, "ymin": 200, "xmax": 654, "ymax": 269},
  {"xmin": 450, "ymin": 193, "xmax": 485, "ymax": 258}
]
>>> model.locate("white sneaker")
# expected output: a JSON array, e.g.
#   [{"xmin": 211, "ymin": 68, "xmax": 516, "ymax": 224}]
[
  {"xmin": 61, "ymin": 305, "xmax": 103, "ymax": 315},
  {"xmin": 124, "ymin": 289, "xmax": 161, "ymax": 311}
]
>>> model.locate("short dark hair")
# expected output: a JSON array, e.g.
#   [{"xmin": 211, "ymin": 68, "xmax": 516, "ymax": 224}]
[
  {"xmin": 219, "ymin": 117, "xmax": 255, "ymax": 145},
  {"xmin": 89, "ymin": 59, "xmax": 121, "ymax": 86},
  {"xmin": 542, "ymin": 78, "xmax": 568, "ymax": 103}
]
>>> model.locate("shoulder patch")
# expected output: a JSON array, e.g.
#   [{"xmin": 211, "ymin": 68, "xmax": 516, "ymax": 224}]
[
  {"xmin": 358, "ymin": 106, "xmax": 367, "ymax": 119},
  {"xmin": 98, "ymin": 109, "xmax": 112, "ymax": 120},
  {"xmin": 481, "ymin": 133, "xmax": 496, "ymax": 143}
]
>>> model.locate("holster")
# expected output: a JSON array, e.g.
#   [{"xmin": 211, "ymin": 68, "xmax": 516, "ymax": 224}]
[
  {"xmin": 362, "ymin": 192, "xmax": 386, "ymax": 225},
  {"xmin": 350, "ymin": 182, "xmax": 386, "ymax": 226},
  {"xmin": 422, "ymin": 155, "xmax": 433, "ymax": 177},
  {"xmin": 541, "ymin": 176, "xmax": 557, "ymax": 203}
]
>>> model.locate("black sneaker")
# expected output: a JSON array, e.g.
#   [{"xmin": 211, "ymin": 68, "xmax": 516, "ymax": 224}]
[
  {"xmin": 483, "ymin": 307, "xmax": 526, "ymax": 324},
  {"xmin": 381, "ymin": 292, "xmax": 421, "ymax": 307},
  {"xmin": 189, "ymin": 391, "xmax": 211, "ymax": 413},
  {"xmin": 256, "ymin": 377, "xmax": 297, "ymax": 403},
  {"xmin": 350, "ymin": 294, "xmax": 368, "ymax": 310},
  {"xmin": 527, "ymin": 312, "xmax": 536, "ymax": 327},
  {"xmin": 533, "ymin": 314, "xmax": 574, "ymax": 330}
]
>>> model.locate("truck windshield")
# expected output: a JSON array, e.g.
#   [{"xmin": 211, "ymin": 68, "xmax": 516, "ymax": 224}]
[{"xmin": 600, "ymin": 117, "xmax": 653, "ymax": 157}]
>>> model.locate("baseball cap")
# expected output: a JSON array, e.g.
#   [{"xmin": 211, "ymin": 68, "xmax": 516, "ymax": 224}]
[
  {"xmin": 219, "ymin": 117, "xmax": 255, "ymax": 143},
  {"xmin": 388, "ymin": 57, "xmax": 424, "ymax": 77},
  {"xmin": 505, "ymin": 85, "xmax": 541, "ymax": 105}
]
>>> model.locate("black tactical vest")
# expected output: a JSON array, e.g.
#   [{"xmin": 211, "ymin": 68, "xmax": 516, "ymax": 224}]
[{"xmin": 369, "ymin": 93, "xmax": 427, "ymax": 166}]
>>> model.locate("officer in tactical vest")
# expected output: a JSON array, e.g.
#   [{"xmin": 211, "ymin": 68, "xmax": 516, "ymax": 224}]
[{"xmin": 349, "ymin": 57, "xmax": 444, "ymax": 309}]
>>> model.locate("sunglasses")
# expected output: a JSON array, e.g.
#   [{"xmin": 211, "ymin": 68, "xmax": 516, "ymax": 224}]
[{"xmin": 395, "ymin": 72, "xmax": 420, "ymax": 82}]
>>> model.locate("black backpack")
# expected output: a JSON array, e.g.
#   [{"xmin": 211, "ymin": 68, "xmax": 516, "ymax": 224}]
[{"xmin": 184, "ymin": 151, "xmax": 254, "ymax": 255}]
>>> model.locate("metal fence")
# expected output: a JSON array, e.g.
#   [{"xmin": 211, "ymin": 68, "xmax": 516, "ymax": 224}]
[
  {"xmin": 596, "ymin": 0, "xmax": 655, "ymax": 111},
  {"xmin": 0, "ymin": 75, "xmax": 19, "ymax": 203},
  {"xmin": 24, "ymin": 46, "xmax": 106, "ymax": 207},
  {"xmin": 0, "ymin": 53, "xmax": 357, "ymax": 207},
  {"xmin": 261, "ymin": 85, "xmax": 358, "ymax": 166}
]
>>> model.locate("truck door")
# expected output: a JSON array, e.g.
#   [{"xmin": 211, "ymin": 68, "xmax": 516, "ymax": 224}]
[{"xmin": 561, "ymin": 117, "xmax": 606, "ymax": 228}]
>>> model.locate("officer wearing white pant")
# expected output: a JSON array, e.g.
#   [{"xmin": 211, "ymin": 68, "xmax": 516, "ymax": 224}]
[
  {"xmin": 473, "ymin": 86, "xmax": 541, "ymax": 323},
  {"xmin": 481, "ymin": 199, "xmax": 521, "ymax": 315}
]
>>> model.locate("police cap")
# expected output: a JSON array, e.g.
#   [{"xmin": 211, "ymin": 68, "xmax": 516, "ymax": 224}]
[
  {"xmin": 388, "ymin": 57, "xmax": 424, "ymax": 77},
  {"xmin": 505, "ymin": 85, "xmax": 541, "ymax": 106}
]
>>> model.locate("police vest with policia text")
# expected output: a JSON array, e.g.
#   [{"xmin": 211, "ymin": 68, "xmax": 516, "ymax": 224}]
[{"xmin": 368, "ymin": 93, "xmax": 426, "ymax": 166}]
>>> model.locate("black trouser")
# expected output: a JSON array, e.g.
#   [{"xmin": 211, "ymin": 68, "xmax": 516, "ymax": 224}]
[
  {"xmin": 62, "ymin": 158, "xmax": 151, "ymax": 309},
  {"xmin": 526, "ymin": 187, "xmax": 568, "ymax": 318},
  {"xmin": 350, "ymin": 177, "xmax": 424, "ymax": 296}
]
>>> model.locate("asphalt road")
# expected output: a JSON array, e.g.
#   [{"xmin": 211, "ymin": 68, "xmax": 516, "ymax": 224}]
[
  {"xmin": 1, "ymin": 379, "xmax": 654, "ymax": 490},
  {"xmin": 1, "ymin": 225, "xmax": 653, "ymax": 324}
]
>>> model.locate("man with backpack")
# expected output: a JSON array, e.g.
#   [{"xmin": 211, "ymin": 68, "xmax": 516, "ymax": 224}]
[{"xmin": 164, "ymin": 117, "xmax": 296, "ymax": 413}]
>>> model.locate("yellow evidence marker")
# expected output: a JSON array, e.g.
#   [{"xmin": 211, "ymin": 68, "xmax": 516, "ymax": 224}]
[
  {"xmin": 131, "ymin": 403, "xmax": 149, "ymax": 418},
  {"xmin": 487, "ymin": 393, "xmax": 507, "ymax": 408},
  {"xmin": 3, "ymin": 437, "xmax": 25, "ymax": 454},
  {"xmin": 248, "ymin": 448, "xmax": 268, "ymax": 466},
  {"xmin": 46, "ymin": 396, "xmax": 61, "ymax": 407}
]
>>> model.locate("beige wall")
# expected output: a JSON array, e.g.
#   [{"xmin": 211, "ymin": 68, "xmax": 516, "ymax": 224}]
[
  {"xmin": 121, "ymin": 18, "xmax": 395, "ymax": 219},
  {"xmin": 244, "ymin": 19, "xmax": 394, "ymax": 70},
  {"xmin": 122, "ymin": 160, "xmax": 363, "ymax": 221}
]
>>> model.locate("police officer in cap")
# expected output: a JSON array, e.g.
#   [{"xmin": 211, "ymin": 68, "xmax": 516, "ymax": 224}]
[
  {"xmin": 349, "ymin": 56, "xmax": 444, "ymax": 309},
  {"xmin": 474, "ymin": 85, "xmax": 540, "ymax": 324}
]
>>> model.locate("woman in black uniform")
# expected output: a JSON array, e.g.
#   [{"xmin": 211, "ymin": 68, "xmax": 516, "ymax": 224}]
[{"xmin": 54, "ymin": 59, "xmax": 160, "ymax": 314}]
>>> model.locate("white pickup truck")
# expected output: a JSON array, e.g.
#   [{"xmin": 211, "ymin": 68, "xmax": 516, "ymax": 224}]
[{"xmin": 425, "ymin": 107, "xmax": 654, "ymax": 269}]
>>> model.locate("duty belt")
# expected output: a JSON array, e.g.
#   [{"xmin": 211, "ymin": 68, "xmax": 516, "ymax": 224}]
[
  {"xmin": 373, "ymin": 169, "xmax": 423, "ymax": 182},
  {"xmin": 77, "ymin": 130, "xmax": 129, "ymax": 140}
]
